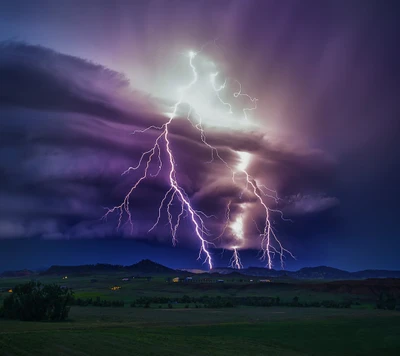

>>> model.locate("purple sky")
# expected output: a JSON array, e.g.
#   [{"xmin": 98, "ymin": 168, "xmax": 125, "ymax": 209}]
[{"xmin": 0, "ymin": 0, "xmax": 399, "ymax": 271}]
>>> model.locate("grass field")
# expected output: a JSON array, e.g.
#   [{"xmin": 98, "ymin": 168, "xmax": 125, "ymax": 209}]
[
  {"xmin": 0, "ymin": 273, "xmax": 369, "ymax": 305},
  {"xmin": 1, "ymin": 274, "xmax": 398, "ymax": 355},
  {"xmin": 1, "ymin": 306, "xmax": 399, "ymax": 355}
]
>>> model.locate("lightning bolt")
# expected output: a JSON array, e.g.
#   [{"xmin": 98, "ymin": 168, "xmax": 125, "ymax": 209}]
[
  {"xmin": 216, "ymin": 200, "xmax": 232, "ymax": 239},
  {"xmin": 104, "ymin": 43, "xmax": 295, "ymax": 270},
  {"xmin": 229, "ymin": 247, "xmax": 243, "ymax": 269},
  {"xmin": 235, "ymin": 165, "xmax": 294, "ymax": 269},
  {"xmin": 216, "ymin": 201, "xmax": 243, "ymax": 270},
  {"xmin": 103, "ymin": 50, "xmax": 214, "ymax": 268}
]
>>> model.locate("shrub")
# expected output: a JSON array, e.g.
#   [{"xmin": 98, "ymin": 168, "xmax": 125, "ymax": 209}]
[
  {"xmin": 385, "ymin": 295, "xmax": 397, "ymax": 310},
  {"xmin": 181, "ymin": 295, "xmax": 191, "ymax": 304},
  {"xmin": 112, "ymin": 300, "xmax": 124, "ymax": 307},
  {"xmin": 375, "ymin": 292, "xmax": 396, "ymax": 310},
  {"xmin": 291, "ymin": 296, "xmax": 299, "ymax": 306},
  {"xmin": 2, "ymin": 281, "xmax": 73, "ymax": 321}
]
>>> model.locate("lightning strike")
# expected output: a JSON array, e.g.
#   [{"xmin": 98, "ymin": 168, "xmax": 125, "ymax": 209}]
[
  {"xmin": 104, "ymin": 50, "xmax": 214, "ymax": 268},
  {"xmin": 228, "ymin": 214, "xmax": 245, "ymax": 269},
  {"xmin": 229, "ymin": 247, "xmax": 243, "ymax": 269},
  {"xmin": 104, "ymin": 43, "xmax": 294, "ymax": 270},
  {"xmin": 233, "ymin": 153, "xmax": 294, "ymax": 269}
]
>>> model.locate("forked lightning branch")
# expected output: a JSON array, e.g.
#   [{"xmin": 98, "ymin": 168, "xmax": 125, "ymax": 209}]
[{"xmin": 103, "ymin": 47, "xmax": 295, "ymax": 269}]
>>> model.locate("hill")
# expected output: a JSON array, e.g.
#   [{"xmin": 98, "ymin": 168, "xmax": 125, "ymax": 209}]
[
  {"xmin": 40, "ymin": 259, "xmax": 176, "ymax": 276},
  {"xmin": 294, "ymin": 266, "xmax": 351, "ymax": 280},
  {"xmin": 9, "ymin": 260, "xmax": 397, "ymax": 280},
  {"xmin": 126, "ymin": 259, "xmax": 176, "ymax": 274},
  {"xmin": 232, "ymin": 266, "xmax": 400, "ymax": 280},
  {"xmin": 0, "ymin": 269, "xmax": 35, "ymax": 278}
]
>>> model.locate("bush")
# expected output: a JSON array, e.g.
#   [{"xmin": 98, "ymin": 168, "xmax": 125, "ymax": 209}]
[
  {"xmin": 111, "ymin": 300, "xmax": 125, "ymax": 307},
  {"xmin": 291, "ymin": 296, "xmax": 299, "ymax": 306},
  {"xmin": 2, "ymin": 281, "xmax": 73, "ymax": 321},
  {"xmin": 385, "ymin": 296, "xmax": 397, "ymax": 310},
  {"xmin": 72, "ymin": 297, "xmax": 124, "ymax": 308},
  {"xmin": 376, "ymin": 292, "xmax": 397, "ymax": 310},
  {"xmin": 181, "ymin": 295, "xmax": 191, "ymax": 304}
]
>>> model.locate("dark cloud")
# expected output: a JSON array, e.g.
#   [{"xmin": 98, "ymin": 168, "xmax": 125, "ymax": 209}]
[
  {"xmin": 0, "ymin": 42, "xmax": 338, "ymax": 253},
  {"xmin": 0, "ymin": 42, "xmax": 165, "ymax": 127},
  {"xmin": 0, "ymin": 42, "xmax": 125, "ymax": 114},
  {"xmin": 0, "ymin": 0, "xmax": 398, "ymax": 271},
  {"xmin": 282, "ymin": 194, "xmax": 340, "ymax": 216}
]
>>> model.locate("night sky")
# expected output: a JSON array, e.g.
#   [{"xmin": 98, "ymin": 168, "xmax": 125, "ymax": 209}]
[{"xmin": 0, "ymin": 0, "xmax": 399, "ymax": 271}]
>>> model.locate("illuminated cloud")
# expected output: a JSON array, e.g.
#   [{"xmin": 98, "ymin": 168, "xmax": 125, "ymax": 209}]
[{"xmin": 0, "ymin": 42, "xmax": 339, "ymax": 267}]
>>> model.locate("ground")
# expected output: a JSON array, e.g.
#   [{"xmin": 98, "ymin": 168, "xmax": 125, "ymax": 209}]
[
  {"xmin": 0, "ymin": 274, "xmax": 399, "ymax": 355},
  {"xmin": 1, "ymin": 307, "xmax": 400, "ymax": 355},
  {"xmin": 0, "ymin": 273, "xmax": 372, "ymax": 304}
]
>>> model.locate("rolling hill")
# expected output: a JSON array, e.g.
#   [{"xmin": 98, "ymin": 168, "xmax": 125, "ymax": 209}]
[{"xmin": 2, "ymin": 260, "xmax": 400, "ymax": 280}]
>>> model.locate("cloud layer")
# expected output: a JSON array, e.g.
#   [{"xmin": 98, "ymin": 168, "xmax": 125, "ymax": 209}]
[{"xmin": 0, "ymin": 42, "xmax": 339, "ymax": 253}]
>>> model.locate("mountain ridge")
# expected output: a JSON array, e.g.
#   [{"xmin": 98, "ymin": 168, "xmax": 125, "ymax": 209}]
[
  {"xmin": 1, "ymin": 261, "xmax": 400, "ymax": 280},
  {"xmin": 188, "ymin": 265, "xmax": 400, "ymax": 280}
]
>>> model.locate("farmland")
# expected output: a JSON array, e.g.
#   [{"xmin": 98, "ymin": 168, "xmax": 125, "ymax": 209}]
[
  {"xmin": 0, "ymin": 306, "xmax": 399, "ymax": 355},
  {"xmin": 0, "ymin": 271, "xmax": 376, "ymax": 305},
  {"xmin": 1, "ymin": 271, "xmax": 400, "ymax": 355}
]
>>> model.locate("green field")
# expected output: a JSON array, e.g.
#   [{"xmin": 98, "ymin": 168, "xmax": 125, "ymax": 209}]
[
  {"xmin": 1, "ymin": 307, "xmax": 400, "ymax": 355},
  {"xmin": 1, "ymin": 274, "xmax": 399, "ymax": 355},
  {"xmin": 0, "ymin": 273, "xmax": 369, "ymax": 305}
]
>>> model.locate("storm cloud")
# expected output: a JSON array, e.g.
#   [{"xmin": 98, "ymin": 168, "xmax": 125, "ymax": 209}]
[{"xmin": 0, "ymin": 42, "xmax": 338, "ymax": 252}]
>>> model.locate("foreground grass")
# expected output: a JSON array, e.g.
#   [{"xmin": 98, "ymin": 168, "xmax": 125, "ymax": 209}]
[{"xmin": 1, "ymin": 307, "xmax": 399, "ymax": 356}]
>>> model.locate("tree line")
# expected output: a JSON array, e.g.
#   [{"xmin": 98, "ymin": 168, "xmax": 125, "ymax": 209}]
[
  {"xmin": 1, "ymin": 283, "xmax": 398, "ymax": 322},
  {"xmin": 0, "ymin": 281, "xmax": 73, "ymax": 321},
  {"xmin": 128, "ymin": 295, "xmax": 355, "ymax": 309},
  {"xmin": 72, "ymin": 297, "xmax": 124, "ymax": 307}
]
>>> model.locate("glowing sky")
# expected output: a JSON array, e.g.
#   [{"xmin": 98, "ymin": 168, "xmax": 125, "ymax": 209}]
[{"xmin": 0, "ymin": 0, "xmax": 399, "ymax": 271}]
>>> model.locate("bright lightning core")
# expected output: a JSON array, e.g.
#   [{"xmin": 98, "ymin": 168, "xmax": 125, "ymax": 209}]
[
  {"xmin": 229, "ymin": 215, "xmax": 245, "ymax": 270},
  {"xmin": 172, "ymin": 52, "xmax": 258, "ymax": 130},
  {"xmin": 230, "ymin": 215, "xmax": 245, "ymax": 242},
  {"xmin": 237, "ymin": 151, "xmax": 251, "ymax": 171},
  {"xmin": 104, "ymin": 46, "xmax": 294, "ymax": 270}
]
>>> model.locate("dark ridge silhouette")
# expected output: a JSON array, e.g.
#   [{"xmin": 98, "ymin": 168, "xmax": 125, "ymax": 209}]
[
  {"xmin": 196, "ymin": 265, "xmax": 400, "ymax": 280},
  {"xmin": 127, "ymin": 259, "xmax": 176, "ymax": 274},
  {"xmin": 295, "ymin": 266, "xmax": 351, "ymax": 279},
  {"xmin": 39, "ymin": 259, "xmax": 175, "ymax": 276},
  {"xmin": 0, "ymin": 269, "xmax": 35, "ymax": 277},
  {"xmin": 2, "ymin": 261, "xmax": 400, "ymax": 280}
]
